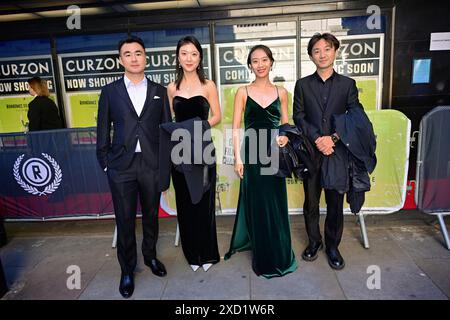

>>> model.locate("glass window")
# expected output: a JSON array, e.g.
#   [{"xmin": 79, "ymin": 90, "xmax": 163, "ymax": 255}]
[
  {"xmin": 56, "ymin": 32, "xmax": 128, "ymax": 54},
  {"xmin": 213, "ymin": 21, "xmax": 298, "ymax": 214},
  {"xmin": 136, "ymin": 26, "xmax": 209, "ymax": 48},
  {"xmin": 136, "ymin": 26, "xmax": 211, "ymax": 85},
  {"xmin": 0, "ymin": 39, "xmax": 56, "ymax": 133},
  {"xmin": 412, "ymin": 58, "xmax": 431, "ymax": 84},
  {"xmin": 56, "ymin": 27, "xmax": 210, "ymax": 128},
  {"xmin": 215, "ymin": 21, "xmax": 296, "ymax": 43},
  {"xmin": 0, "ymin": 38, "xmax": 51, "ymax": 58},
  {"xmin": 214, "ymin": 21, "xmax": 297, "ymax": 119}
]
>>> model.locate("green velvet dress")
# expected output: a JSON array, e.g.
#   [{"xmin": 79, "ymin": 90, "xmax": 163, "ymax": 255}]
[{"xmin": 224, "ymin": 92, "xmax": 297, "ymax": 279}]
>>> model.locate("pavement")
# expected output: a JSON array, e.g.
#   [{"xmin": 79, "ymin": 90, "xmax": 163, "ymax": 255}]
[{"xmin": 0, "ymin": 210, "xmax": 449, "ymax": 300}]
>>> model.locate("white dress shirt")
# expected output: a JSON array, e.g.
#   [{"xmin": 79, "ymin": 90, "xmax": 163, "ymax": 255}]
[{"xmin": 124, "ymin": 75, "xmax": 147, "ymax": 152}]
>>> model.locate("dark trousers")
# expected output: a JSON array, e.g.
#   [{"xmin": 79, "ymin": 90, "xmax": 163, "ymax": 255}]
[
  {"xmin": 303, "ymin": 165, "xmax": 344, "ymax": 250},
  {"xmin": 107, "ymin": 153, "xmax": 161, "ymax": 275},
  {"xmin": 0, "ymin": 217, "xmax": 6, "ymax": 247},
  {"xmin": 0, "ymin": 257, "xmax": 7, "ymax": 298}
]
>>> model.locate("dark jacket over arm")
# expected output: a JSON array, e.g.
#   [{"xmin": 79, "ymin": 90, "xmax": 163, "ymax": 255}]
[
  {"xmin": 277, "ymin": 123, "xmax": 317, "ymax": 179},
  {"xmin": 321, "ymin": 104, "xmax": 375, "ymax": 193},
  {"xmin": 330, "ymin": 105, "xmax": 377, "ymax": 213},
  {"xmin": 159, "ymin": 117, "xmax": 215, "ymax": 204},
  {"xmin": 333, "ymin": 104, "xmax": 377, "ymax": 176}
]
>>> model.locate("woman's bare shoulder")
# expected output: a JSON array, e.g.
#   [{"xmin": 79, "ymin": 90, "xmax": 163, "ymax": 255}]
[
  {"xmin": 276, "ymin": 85, "xmax": 289, "ymax": 98},
  {"xmin": 204, "ymin": 79, "xmax": 218, "ymax": 90}
]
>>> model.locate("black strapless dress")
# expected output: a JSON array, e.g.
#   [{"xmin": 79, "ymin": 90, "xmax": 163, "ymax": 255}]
[{"xmin": 171, "ymin": 95, "xmax": 220, "ymax": 266}]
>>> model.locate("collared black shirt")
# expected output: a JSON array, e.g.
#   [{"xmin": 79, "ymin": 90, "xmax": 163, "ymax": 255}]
[{"xmin": 314, "ymin": 70, "xmax": 335, "ymax": 109}]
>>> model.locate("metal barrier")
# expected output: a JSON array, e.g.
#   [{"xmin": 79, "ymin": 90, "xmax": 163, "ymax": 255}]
[
  {"xmin": 415, "ymin": 106, "xmax": 450, "ymax": 250},
  {"xmin": 356, "ymin": 110, "xmax": 411, "ymax": 248},
  {"xmin": 1, "ymin": 112, "xmax": 413, "ymax": 251},
  {"xmin": 0, "ymin": 127, "xmax": 114, "ymax": 220}
]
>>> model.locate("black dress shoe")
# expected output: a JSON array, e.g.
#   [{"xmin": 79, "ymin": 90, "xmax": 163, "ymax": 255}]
[
  {"xmin": 326, "ymin": 248, "xmax": 345, "ymax": 270},
  {"xmin": 119, "ymin": 273, "xmax": 134, "ymax": 298},
  {"xmin": 301, "ymin": 241, "xmax": 323, "ymax": 261},
  {"xmin": 145, "ymin": 258, "xmax": 167, "ymax": 277}
]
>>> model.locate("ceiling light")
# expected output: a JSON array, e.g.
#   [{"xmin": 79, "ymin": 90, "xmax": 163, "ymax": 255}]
[
  {"xmin": 126, "ymin": 0, "xmax": 198, "ymax": 11},
  {"xmin": 37, "ymin": 7, "xmax": 107, "ymax": 17},
  {"xmin": 0, "ymin": 13, "xmax": 39, "ymax": 22},
  {"xmin": 198, "ymin": 0, "xmax": 263, "ymax": 5}
]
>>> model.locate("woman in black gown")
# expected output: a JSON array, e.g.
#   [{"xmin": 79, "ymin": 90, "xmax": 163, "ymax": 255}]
[{"xmin": 167, "ymin": 36, "xmax": 221, "ymax": 272}]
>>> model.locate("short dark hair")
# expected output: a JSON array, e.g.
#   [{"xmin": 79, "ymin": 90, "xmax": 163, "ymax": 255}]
[
  {"xmin": 247, "ymin": 44, "xmax": 275, "ymax": 69},
  {"xmin": 307, "ymin": 33, "xmax": 340, "ymax": 56},
  {"xmin": 118, "ymin": 35, "xmax": 145, "ymax": 54},
  {"xmin": 175, "ymin": 35, "xmax": 206, "ymax": 90}
]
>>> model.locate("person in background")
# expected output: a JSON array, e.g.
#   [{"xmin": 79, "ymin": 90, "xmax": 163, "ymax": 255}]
[{"xmin": 27, "ymin": 77, "xmax": 62, "ymax": 131}]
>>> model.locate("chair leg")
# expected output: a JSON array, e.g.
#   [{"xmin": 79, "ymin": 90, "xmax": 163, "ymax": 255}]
[
  {"xmin": 112, "ymin": 225, "xmax": 117, "ymax": 248},
  {"xmin": 174, "ymin": 223, "xmax": 180, "ymax": 247},
  {"xmin": 437, "ymin": 214, "xmax": 450, "ymax": 250},
  {"xmin": 358, "ymin": 212, "xmax": 370, "ymax": 249}
]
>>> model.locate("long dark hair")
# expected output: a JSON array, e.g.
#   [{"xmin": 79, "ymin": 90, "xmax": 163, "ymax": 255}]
[{"xmin": 175, "ymin": 36, "xmax": 206, "ymax": 90}]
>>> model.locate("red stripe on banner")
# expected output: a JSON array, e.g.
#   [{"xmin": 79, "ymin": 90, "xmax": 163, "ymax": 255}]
[
  {"xmin": 421, "ymin": 179, "xmax": 450, "ymax": 211},
  {"xmin": 158, "ymin": 206, "xmax": 172, "ymax": 218},
  {"xmin": 0, "ymin": 193, "xmax": 175, "ymax": 219}
]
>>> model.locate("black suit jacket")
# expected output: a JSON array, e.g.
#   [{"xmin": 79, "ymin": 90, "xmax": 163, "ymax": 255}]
[
  {"xmin": 96, "ymin": 77, "xmax": 172, "ymax": 171},
  {"xmin": 27, "ymin": 96, "xmax": 63, "ymax": 131},
  {"xmin": 293, "ymin": 71, "xmax": 363, "ymax": 161}
]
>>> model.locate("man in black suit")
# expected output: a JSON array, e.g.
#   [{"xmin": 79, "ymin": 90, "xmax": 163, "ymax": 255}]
[
  {"xmin": 293, "ymin": 33, "xmax": 363, "ymax": 270},
  {"xmin": 96, "ymin": 36, "xmax": 171, "ymax": 298}
]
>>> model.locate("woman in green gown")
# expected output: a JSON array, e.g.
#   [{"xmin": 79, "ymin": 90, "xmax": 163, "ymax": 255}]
[{"xmin": 224, "ymin": 45, "xmax": 297, "ymax": 278}]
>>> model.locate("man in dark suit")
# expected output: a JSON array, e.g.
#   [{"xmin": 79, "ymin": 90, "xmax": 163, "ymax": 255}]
[
  {"xmin": 293, "ymin": 33, "xmax": 363, "ymax": 270},
  {"xmin": 96, "ymin": 36, "xmax": 171, "ymax": 298}
]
